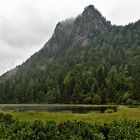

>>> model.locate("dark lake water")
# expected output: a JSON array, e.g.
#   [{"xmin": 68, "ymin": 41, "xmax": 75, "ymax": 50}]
[{"xmin": 0, "ymin": 105, "xmax": 118, "ymax": 113}]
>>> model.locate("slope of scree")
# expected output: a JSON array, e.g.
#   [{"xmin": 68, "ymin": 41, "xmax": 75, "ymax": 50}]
[{"xmin": 0, "ymin": 5, "xmax": 140, "ymax": 104}]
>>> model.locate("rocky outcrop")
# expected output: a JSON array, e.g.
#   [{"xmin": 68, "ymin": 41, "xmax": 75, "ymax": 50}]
[{"xmin": 69, "ymin": 5, "xmax": 108, "ymax": 46}]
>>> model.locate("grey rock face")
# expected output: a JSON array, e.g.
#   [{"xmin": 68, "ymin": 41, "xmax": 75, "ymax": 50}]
[
  {"xmin": 45, "ymin": 5, "xmax": 108, "ymax": 49},
  {"xmin": 70, "ymin": 5, "xmax": 107, "ymax": 47}
]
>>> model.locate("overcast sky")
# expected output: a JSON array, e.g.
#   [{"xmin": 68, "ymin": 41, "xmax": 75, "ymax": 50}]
[{"xmin": 0, "ymin": 0, "xmax": 140, "ymax": 75}]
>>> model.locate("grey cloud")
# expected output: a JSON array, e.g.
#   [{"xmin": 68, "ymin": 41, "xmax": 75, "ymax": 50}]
[
  {"xmin": 0, "ymin": 43, "xmax": 41, "ymax": 74},
  {"xmin": 0, "ymin": 6, "xmax": 55, "ymax": 48}
]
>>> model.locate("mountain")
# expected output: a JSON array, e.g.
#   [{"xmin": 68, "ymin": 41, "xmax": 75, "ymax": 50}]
[{"xmin": 0, "ymin": 5, "xmax": 140, "ymax": 104}]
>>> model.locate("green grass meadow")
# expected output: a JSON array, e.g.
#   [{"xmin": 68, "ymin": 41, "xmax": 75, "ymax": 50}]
[{"xmin": 0, "ymin": 105, "xmax": 140, "ymax": 124}]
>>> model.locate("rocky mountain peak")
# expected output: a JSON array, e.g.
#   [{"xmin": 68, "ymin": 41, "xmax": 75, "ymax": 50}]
[
  {"xmin": 83, "ymin": 5, "xmax": 99, "ymax": 17},
  {"xmin": 82, "ymin": 5, "xmax": 106, "ymax": 29},
  {"xmin": 45, "ymin": 5, "xmax": 108, "ymax": 48},
  {"xmin": 70, "ymin": 5, "xmax": 107, "ymax": 46}
]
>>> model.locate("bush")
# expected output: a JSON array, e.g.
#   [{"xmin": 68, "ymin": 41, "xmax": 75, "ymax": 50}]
[{"xmin": 0, "ymin": 112, "xmax": 140, "ymax": 140}]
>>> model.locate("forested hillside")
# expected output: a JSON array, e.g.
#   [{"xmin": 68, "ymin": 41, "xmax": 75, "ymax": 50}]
[{"xmin": 0, "ymin": 5, "xmax": 140, "ymax": 104}]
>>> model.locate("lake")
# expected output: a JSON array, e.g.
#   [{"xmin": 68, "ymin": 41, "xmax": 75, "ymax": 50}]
[{"xmin": 0, "ymin": 105, "xmax": 118, "ymax": 113}]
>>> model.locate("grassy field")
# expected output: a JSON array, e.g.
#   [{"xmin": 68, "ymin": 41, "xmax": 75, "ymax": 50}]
[{"xmin": 0, "ymin": 105, "xmax": 140, "ymax": 124}]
